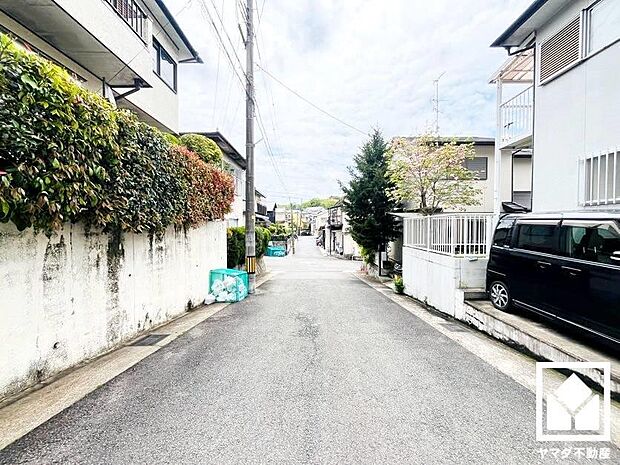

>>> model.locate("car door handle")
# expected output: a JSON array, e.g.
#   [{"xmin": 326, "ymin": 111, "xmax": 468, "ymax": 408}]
[
  {"xmin": 561, "ymin": 265, "xmax": 582, "ymax": 277},
  {"xmin": 536, "ymin": 261, "xmax": 552, "ymax": 270}
]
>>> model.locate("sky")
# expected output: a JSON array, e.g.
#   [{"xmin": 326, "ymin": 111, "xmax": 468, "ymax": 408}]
[{"xmin": 167, "ymin": 0, "xmax": 531, "ymax": 206}]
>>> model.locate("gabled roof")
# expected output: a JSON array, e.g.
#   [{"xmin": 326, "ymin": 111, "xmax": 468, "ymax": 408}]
[
  {"xmin": 185, "ymin": 131, "xmax": 246, "ymax": 169},
  {"xmin": 491, "ymin": 0, "xmax": 566, "ymax": 49}
]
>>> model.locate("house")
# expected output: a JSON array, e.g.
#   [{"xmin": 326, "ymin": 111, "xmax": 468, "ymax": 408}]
[
  {"xmin": 200, "ymin": 132, "xmax": 247, "ymax": 228},
  {"xmin": 324, "ymin": 201, "xmax": 361, "ymax": 259},
  {"xmin": 491, "ymin": 0, "xmax": 620, "ymax": 213},
  {"xmin": 0, "ymin": 0, "xmax": 201, "ymax": 134},
  {"xmin": 255, "ymin": 190, "xmax": 269, "ymax": 225},
  {"xmin": 269, "ymin": 204, "xmax": 287, "ymax": 224}
]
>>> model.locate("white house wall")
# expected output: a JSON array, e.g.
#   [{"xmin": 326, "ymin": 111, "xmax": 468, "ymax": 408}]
[
  {"xmin": 533, "ymin": 0, "xmax": 620, "ymax": 212},
  {"xmin": 123, "ymin": 18, "xmax": 180, "ymax": 133}
]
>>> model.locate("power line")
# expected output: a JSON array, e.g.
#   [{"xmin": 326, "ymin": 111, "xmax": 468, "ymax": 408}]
[{"xmin": 256, "ymin": 64, "xmax": 367, "ymax": 135}]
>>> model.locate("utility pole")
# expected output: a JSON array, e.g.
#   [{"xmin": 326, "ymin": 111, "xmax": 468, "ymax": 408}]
[
  {"xmin": 244, "ymin": 0, "xmax": 256, "ymax": 293},
  {"xmin": 432, "ymin": 71, "xmax": 445, "ymax": 135}
]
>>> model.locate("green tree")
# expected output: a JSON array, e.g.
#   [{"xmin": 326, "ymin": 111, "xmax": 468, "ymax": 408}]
[
  {"xmin": 341, "ymin": 129, "xmax": 400, "ymax": 257},
  {"xmin": 386, "ymin": 134, "xmax": 481, "ymax": 214}
]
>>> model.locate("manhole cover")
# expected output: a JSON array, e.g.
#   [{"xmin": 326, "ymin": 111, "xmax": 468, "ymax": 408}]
[{"xmin": 131, "ymin": 334, "xmax": 169, "ymax": 346}]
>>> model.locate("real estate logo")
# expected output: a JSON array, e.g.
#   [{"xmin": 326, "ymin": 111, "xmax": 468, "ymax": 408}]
[{"xmin": 536, "ymin": 362, "xmax": 611, "ymax": 442}]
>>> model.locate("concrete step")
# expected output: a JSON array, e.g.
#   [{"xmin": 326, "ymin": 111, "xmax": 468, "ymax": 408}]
[
  {"xmin": 463, "ymin": 299, "xmax": 620, "ymax": 397},
  {"xmin": 462, "ymin": 288, "xmax": 487, "ymax": 300}
]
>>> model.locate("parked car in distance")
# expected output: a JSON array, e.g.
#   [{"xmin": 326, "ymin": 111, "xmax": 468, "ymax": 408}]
[{"xmin": 486, "ymin": 212, "xmax": 620, "ymax": 350}]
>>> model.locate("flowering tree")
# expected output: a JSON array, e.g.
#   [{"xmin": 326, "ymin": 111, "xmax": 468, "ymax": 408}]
[{"xmin": 386, "ymin": 134, "xmax": 482, "ymax": 215}]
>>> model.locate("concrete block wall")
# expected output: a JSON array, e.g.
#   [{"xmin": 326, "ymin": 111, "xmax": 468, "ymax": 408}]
[
  {"xmin": 401, "ymin": 246, "xmax": 488, "ymax": 317},
  {"xmin": 0, "ymin": 221, "xmax": 226, "ymax": 399}
]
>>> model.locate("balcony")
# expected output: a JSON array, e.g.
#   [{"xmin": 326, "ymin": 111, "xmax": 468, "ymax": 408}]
[
  {"xmin": 500, "ymin": 85, "xmax": 533, "ymax": 149},
  {"xmin": 104, "ymin": 0, "xmax": 149, "ymax": 42}
]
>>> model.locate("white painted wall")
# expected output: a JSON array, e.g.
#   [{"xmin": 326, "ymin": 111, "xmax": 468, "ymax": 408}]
[
  {"xmin": 533, "ymin": 0, "xmax": 620, "ymax": 212},
  {"xmin": 0, "ymin": 221, "xmax": 226, "ymax": 399},
  {"xmin": 1, "ymin": 2, "xmax": 183, "ymax": 132},
  {"xmin": 224, "ymin": 154, "xmax": 246, "ymax": 228},
  {"xmin": 401, "ymin": 246, "xmax": 487, "ymax": 317}
]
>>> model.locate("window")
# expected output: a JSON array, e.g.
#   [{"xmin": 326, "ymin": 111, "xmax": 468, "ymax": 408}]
[
  {"xmin": 516, "ymin": 223, "xmax": 557, "ymax": 254},
  {"xmin": 152, "ymin": 39, "xmax": 177, "ymax": 91},
  {"xmin": 586, "ymin": 0, "xmax": 620, "ymax": 55},
  {"xmin": 492, "ymin": 218, "xmax": 515, "ymax": 247},
  {"xmin": 580, "ymin": 150, "xmax": 620, "ymax": 206},
  {"xmin": 560, "ymin": 221, "xmax": 620, "ymax": 265},
  {"xmin": 464, "ymin": 157, "xmax": 488, "ymax": 180}
]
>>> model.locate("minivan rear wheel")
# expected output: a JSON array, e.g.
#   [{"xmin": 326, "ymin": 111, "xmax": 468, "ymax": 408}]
[{"xmin": 489, "ymin": 281, "xmax": 511, "ymax": 311}]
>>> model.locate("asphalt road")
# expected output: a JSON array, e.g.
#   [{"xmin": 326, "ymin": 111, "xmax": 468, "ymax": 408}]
[{"xmin": 0, "ymin": 237, "xmax": 613, "ymax": 464}]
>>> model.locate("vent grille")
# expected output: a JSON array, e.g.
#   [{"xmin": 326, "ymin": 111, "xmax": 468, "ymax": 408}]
[{"xmin": 540, "ymin": 16, "xmax": 581, "ymax": 82}]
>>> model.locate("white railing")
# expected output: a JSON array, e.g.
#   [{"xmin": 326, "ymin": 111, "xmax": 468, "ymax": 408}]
[
  {"xmin": 403, "ymin": 213, "xmax": 495, "ymax": 257},
  {"xmin": 500, "ymin": 85, "xmax": 533, "ymax": 147}
]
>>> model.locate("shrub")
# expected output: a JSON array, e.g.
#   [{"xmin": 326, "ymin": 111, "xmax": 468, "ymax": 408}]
[
  {"xmin": 360, "ymin": 246, "xmax": 376, "ymax": 266},
  {"xmin": 0, "ymin": 34, "xmax": 234, "ymax": 234},
  {"xmin": 101, "ymin": 111, "xmax": 187, "ymax": 234},
  {"xmin": 162, "ymin": 132, "xmax": 181, "ymax": 146},
  {"xmin": 394, "ymin": 275, "xmax": 405, "ymax": 294},
  {"xmin": 173, "ymin": 146, "xmax": 235, "ymax": 226},
  {"xmin": 179, "ymin": 133, "xmax": 223, "ymax": 165},
  {"xmin": 268, "ymin": 223, "xmax": 292, "ymax": 241},
  {"xmin": 227, "ymin": 226, "xmax": 271, "ymax": 268},
  {"xmin": 0, "ymin": 34, "xmax": 118, "ymax": 231}
]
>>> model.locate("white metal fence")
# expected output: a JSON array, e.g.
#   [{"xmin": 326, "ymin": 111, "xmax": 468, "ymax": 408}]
[
  {"xmin": 501, "ymin": 85, "xmax": 533, "ymax": 147},
  {"xmin": 403, "ymin": 213, "xmax": 494, "ymax": 257}
]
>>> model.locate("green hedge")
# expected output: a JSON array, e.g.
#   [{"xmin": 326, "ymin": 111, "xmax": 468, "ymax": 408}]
[
  {"xmin": 179, "ymin": 134, "xmax": 223, "ymax": 165},
  {"xmin": 0, "ymin": 34, "xmax": 233, "ymax": 234},
  {"xmin": 227, "ymin": 226, "xmax": 271, "ymax": 268}
]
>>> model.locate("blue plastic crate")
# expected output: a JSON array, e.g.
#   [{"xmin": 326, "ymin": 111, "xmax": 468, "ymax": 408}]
[
  {"xmin": 266, "ymin": 246, "xmax": 286, "ymax": 257},
  {"xmin": 209, "ymin": 268, "xmax": 249, "ymax": 302}
]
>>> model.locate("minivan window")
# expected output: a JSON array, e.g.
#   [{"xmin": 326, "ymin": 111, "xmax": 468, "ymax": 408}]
[
  {"xmin": 492, "ymin": 218, "xmax": 514, "ymax": 247},
  {"xmin": 516, "ymin": 223, "xmax": 556, "ymax": 254},
  {"xmin": 560, "ymin": 222, "xmax": 620, "ymax": 265}
]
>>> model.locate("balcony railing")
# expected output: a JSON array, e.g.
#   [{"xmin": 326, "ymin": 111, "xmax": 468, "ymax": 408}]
[
  {"xmin": 105, "ymin": 0, "xmax": 149, "ymax": 41},
  {"xmin": 403, "ymin": 213, "xmax": 494, "ymax": 257},
  {"xmin": 500, "ymin": 85, "xmax": 533, "ymax": 147}
]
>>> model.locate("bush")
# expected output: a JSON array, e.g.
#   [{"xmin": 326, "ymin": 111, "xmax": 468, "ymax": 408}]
[
  {"xmin": 101, "ymin": 111, "xmax": 187, "ymax": 234},
  {"xmin": 0, "ymin": 34, "xmax": 234, "ymax": 234},
  {"xmin": 394, "ymin": 275, "xmax": 404, "ymax": 294},
  {"xmin": 360, "ymin": 246, "xmax": 376, "ymax": 266},
  {"xmin": 162, "ymin": 132, "xmax": 181, "ymax": 146},
  {"xmin": 227, "ymin": 226, "xmax": 271, "ymax": 268},
  {"xmin": 0, "ymin": 34, "xmax": 118, "ymax": 231},
  {"xmin": 173, "ymin": 146, "xmax": 235, "ymax": 226},
  {"xmin": 179, "ymin": 133, "xmax": 223, "ymax": 165},
  {"xmin": 268, "ymin": 223, "xmax": 292, "ymax": 241}
]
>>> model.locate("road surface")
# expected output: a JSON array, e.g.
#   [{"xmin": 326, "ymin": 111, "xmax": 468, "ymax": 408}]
[{"xmin": 0, "ymin": 237, "xmax": 614, "ymax": 464}]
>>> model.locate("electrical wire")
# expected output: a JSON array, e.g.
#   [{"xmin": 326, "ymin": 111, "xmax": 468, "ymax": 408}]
[{"xmin": 256, "ymin": 64, "xmax": 367, "ymax": 135}]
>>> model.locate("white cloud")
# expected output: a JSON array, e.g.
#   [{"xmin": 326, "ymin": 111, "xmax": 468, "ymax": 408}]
[{"xmin": 167, "ymin": 0, "xmax": 530, "ymax": 204}]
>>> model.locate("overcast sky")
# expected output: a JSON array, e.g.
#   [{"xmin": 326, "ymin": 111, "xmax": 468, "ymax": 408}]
[{"xmin": 167, "ymin": 0, "xmax": 530, "ymax": 206}]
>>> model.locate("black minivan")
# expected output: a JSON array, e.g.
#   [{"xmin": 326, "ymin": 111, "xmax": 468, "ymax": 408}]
[{"xmin": 486, "ymin": 212, "xmax": 620, "ymax": 349}]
